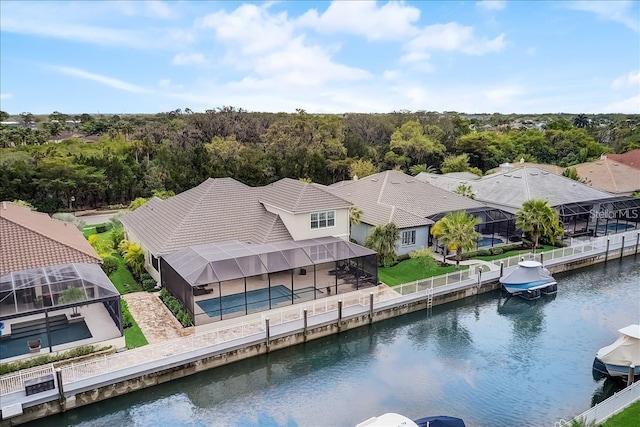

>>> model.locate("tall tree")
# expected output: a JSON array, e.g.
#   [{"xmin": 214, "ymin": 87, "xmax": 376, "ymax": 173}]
[
  {"xmin": 515, "ymin": 199, "xmax": 563, "ymax": 253},
  {"xmin": 389, "ymin": 120, "xmax": 446, "ymax": 168},
  {"xmin": 573, "ymin": 114, "xmax": 589, "ymax": 129},
  {"xmin": 431, "ymin": 211, "xmax": 481, "ymax": 270}
]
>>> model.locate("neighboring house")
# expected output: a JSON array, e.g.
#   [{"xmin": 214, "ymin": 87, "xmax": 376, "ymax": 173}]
[
  {"xmin": 416, "ymin": 167, "xmax": 640, "ymax": 238},
  {"xmin": 324, "ymin": 170, "xmax": 511, "ymax": 256},
  {"xmin": 573, "ymin": 155, "xmax": 640, "ymax": 196},
  {"xmin": 607, "ymin": 149, "xmax": 640, "ymax": 170},
  {"xmin": 119, "ymin": 178, "xmax": 376, "ymax": 327},
  {"xmin": 119, "ymin": 177, "xmax": 352, "ymax": 282},
  {"xmin": 488, "ymin": 161, "xmax": 565, "ymax": 175},
  {"xmin": 0, "ymin": 202, "xmax": 123, "ymax": 361}
]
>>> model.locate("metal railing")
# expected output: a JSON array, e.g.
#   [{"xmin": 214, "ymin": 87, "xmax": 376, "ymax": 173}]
[{"xmin": 555, "ymin": 381, "xmax": 640, "ymax": 426}]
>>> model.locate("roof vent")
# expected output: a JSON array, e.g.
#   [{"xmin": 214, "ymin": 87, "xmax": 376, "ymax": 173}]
[
  {"xmin": 513, "ymin": 175, "xmax": 522, "ymax": 179},
  {"xmin": 504, "ymin": 174, "xmax": 511, "ymax": 177},
  {"xmin": 600, "ymin": 154, "xmax": 607, "ymax": 160},
  {"xmin": 406, "ymin": 179, "xmax": 414, "ymax": 183},
  {"xmin": 541, "ymin": 172, "xmax": 549, "ymax": 175},
  {"xmin": 371, "ymin": 178, "xmax": 378, "ymax": 182},
  {"xmin": 530, "ymin": 173, "xmax": 538, "ymax": 176}
]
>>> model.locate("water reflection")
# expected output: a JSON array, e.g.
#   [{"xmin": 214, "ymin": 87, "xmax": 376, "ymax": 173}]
[
  {"xmin": 497, "ymin": 292, "xmax": 556, "ymax": 338},
  {"xmin": 591, "ymin": 377, "xmax": 626, "ymax": 406}
]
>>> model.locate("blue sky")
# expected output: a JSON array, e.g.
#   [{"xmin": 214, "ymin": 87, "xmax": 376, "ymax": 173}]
[{"xmin": 1, "ymin": 1, "xmax": 638, "ymax": 115}]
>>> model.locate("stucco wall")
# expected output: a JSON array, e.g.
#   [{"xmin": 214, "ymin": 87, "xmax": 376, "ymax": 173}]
[{"xmin": 263, "ymin": 204, "xmax": 350, "ymax": 241}]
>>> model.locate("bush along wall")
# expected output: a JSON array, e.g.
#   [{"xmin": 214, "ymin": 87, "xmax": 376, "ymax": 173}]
[{"xmin": 159, "ymin": 288, "xmax": 193, "ymax": 327}]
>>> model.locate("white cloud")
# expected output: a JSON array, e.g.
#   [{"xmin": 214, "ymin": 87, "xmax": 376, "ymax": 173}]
[
  {"xmin": 172, "ymin": 52, "xmax": 207, "ymax": 66},
  {"xmin": 567, "ymin": 1, "xmax": 639, "ymax": 31},
  {"xmin": 604, "ymin": 95, "xmax": 640, "ymax": 113},
  {"xmin": 0, "ymin": 93, "xmax": 13, "ymax": 100},
  {"xmin": 159, "ymin": 79, "xmax": 172, "ymax": 87},
  {"xmin": 145, "ymin": 1, "xmax": 172, "ymax": 19},
  {"xmin": 403, "ymin": 22, "xmax": 506, "ymax": 62},
  {"xmin": 476, "ymin": 1, "xmax": 507, "ymax": 11},
  {"xmin": 297, "ymin": 1, "xmax": 421, "ymax": 41},
  {"xmin": 51, "ymin": 66, "xmax": 152, "ymax": 93},
  {"xmin": 611, "ymin": 70, "xmax": 640, "ymax": 89}
]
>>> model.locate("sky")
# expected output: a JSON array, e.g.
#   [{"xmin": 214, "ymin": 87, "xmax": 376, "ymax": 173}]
[{"xmin": 0, "ymin": 0, "xmax": 639, "ymax": 115}]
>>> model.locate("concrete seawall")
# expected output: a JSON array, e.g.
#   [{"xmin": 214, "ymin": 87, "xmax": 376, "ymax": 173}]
[{"xmin": 2, "ymin": 237, "xmax": 638, "ymax": 426}]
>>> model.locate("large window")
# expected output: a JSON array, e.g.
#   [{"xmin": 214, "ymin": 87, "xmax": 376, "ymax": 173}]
[
  {"xmin": 401, "ymin": 230, "xmax": 416, "ymax": 246},
  {"xmin": 311, "ymin": 211, "xmax": 335, "ymax": 229}
]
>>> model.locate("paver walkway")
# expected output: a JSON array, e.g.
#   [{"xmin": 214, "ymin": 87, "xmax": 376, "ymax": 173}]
[{"xmin": 122, "ymin": 292, "xmax": 192, "ymax": 343}]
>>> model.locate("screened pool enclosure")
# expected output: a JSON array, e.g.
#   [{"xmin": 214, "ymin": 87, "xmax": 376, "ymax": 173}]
[
  {"xmin": 0, "ymin": 263, "xmax": 123, "ymax": 359},
  {"xmin": 161, "ymin": 237, "xmax": 378, "ymax": 326}
]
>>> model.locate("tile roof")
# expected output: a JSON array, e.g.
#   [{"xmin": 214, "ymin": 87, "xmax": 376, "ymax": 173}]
[
  {"xmin": 325, "ymin": 170, "xmax": 485, "ymax": 227},
  {"xmin": 260, "ymin": 178, "xmax": 351, "ymax": 213},
  {"xmin": 572, "ymin": 157, "xmax": 640, "ymax": 195},
  {"xmin": 0, "ymin": 202, "xmax": 101, "ymax": 275},
  {"xmin": 607, "ymin": 150, "xmax": 640, "ymax": 171},
  {"xmin": 489, "ymin": 162, "xmax": 565, "ymax": 175},
  {"xmin": 416, "ymin": 167, "xmax": 617, "ymax": 213},
  {"xmin": 119, "ymin": 177, "xmax": 298, "ymax": 255}
]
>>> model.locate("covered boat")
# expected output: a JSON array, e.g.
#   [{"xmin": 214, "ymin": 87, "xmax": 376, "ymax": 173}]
[
  {"xmin": 592, "ymin": 324, "xmax": 640, "ymax": 380},
  {"xmin": 499, "ymin": 260, "xmax": 557, "ymax": 300},
  {"xmin": 357, "ymin": 414, "xmax": 465, "ymax": 427}
]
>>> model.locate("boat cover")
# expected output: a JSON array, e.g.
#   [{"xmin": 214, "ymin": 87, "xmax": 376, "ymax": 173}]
[
  {"xmin": 413, "ymin": 416, "xmax": 466, "ymax": 427},
  {"xmin": 499, "ymin": 261, "xmax": 554, "ymax": 285},
  {"xmin": 596, "ymin": 324, "xmax": 640, "ymax": 367}
]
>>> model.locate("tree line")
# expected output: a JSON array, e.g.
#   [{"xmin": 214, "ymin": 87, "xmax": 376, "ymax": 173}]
[{"xmin": 1, "ymin": 107, "xmax": 638, "ymax": 213}]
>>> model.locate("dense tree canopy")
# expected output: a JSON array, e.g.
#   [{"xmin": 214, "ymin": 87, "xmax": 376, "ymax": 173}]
[{"xmin": 1, "ymin": 109, "xmax": 638, "ymax": 213}]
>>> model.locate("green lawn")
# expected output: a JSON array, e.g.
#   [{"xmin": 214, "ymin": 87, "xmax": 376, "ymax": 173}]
[
  {"xmin": 124, "ymin": 316, "xmax": 148, "ymax": 348},
  {"xmin": 475, "ymin": 244, "xmax": 557, "ymax": 261},
  {"xmin": 378, "ymin": 258, "xmax": 466, "ymax": 286},
  {"xmin": 600, "ymin": 400, "xmax": 640, "ymax": 427},
  {"xmin": 109, "ymin": 253, "xmax": 143, "ymax": 293}
]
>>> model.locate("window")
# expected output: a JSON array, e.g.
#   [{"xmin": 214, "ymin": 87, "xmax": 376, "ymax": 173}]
[
  {"xmin": 401, "ymin": 230, "xmax": 416, "ymax": 246},
  {"xmin": 310, "ymin": 211, "xmax": 335, "ymax": 229}
]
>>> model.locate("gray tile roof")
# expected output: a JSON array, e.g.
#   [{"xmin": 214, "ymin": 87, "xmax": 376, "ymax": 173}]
[
  {"xmin": 416, "ymin": 167, "xmax": 618, "ymax": 213},
  {"xmin": 260, "ymin": 178, "xmax": 351, "ymax": 213},
  {"xmin": 120, "ymin": 178, "xmax": 292, "ymax": 255},
  {"xmin": 325, "ymin": 170, "xmax": 485, "ymax": 228}
]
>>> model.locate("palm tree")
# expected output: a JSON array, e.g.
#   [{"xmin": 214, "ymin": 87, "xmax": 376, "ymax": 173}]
[
  {"xmin": 516, "ymin": 199, "xmax": 563, "ymax": 253},
  {"xmin": 349, "ymin": 206, "xmax": 362, "ymax": 225},
  {"xmin": 409, "ymin": 164, "xmax": 437, "ymax": 175},
  {"xmin": 573, "ymin": 114, "xmax": 589, "ymax": 129},
  {"xmin": 364, "ymin": 223, "xmax": 399, "ymax": 267},
  {"xmin": 454, "ymin": 183, "xmax": 475, "ymax": 199},
  {"xmin": 431, "ymin": 211, "xmax": 481, "ymax": 269}
]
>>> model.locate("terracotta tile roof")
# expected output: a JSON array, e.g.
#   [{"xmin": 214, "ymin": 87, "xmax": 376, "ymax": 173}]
[
  {"xmin": 607, "ymin": 150, "xmax": 640, "ymax": 171},
  {"xmin": 573, "ymin": 157, "xmax": 640, "ymax": 195},
  {"xmin": 325, "ymin": 170, "xmax": 485, "ymax": 227},
  {"xmin": 0, "ymin": 202, "xmax": 101, "ymax": 274},
  {"xmin": 119, "ymin": 178, "xmax": 294, "ymax": 255}
]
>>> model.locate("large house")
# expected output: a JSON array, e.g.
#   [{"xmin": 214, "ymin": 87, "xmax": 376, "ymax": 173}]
[
  {"xmin": 416, "ymin": 167, "xmax": 640, "ymax": 238},
  {"xmin": 572, "ymin": 154, "xmax": 640, "ymax": 196},
  {"xmin": 0, "ymin": 202, "xmax": 123, "ymax": 361},
  {"xmin": 120, "ymin": 178, "xmax": 378, "ymax": 327},
  {"xmin": 324, "ymin": 170, "xmax": 516, "ymax": 256}
]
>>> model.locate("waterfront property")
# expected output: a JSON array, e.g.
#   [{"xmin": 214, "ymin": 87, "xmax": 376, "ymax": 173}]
[
  {"xmin": 573, "ymin": 154, "xmax": 640, "ymax": 196},
  {"xmin": 325, "ymin": 170, "xmax": 517, "ymax": 255},
  {"xmin": 416, "ymin": 166, "xmax": 640, "ymax": 239},
  {"xmin": 161, "ymin": 237, "xmax": 378, "ymax": 326},
  {"xmin": 0, "ymin": 202, "xmax": 124, "ymax": 362}
]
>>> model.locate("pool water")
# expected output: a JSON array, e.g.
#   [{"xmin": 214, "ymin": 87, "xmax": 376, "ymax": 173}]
[
  {"xmin": 197, "ymin": 285, "xmax": 299, "ymax": 318},
  {"xmin": 597, "ymin": 223, "xmax": 635, "ymax": 232},
  {"xmin": 477, "ymin": 237, "xmax": 502, "ymax": 247},
  {"xmin": 0, "ymin": 318, "xmax": 92, "ymax": 359}
]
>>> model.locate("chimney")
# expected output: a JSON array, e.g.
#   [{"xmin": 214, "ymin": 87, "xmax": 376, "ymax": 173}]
[{"xmin": 500, "ymin": 162, "xmax": 514, "ymax": 172}]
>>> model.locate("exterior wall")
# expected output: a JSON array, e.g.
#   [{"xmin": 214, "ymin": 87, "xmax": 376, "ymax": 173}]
[
  {"xmin": 350, "ymin": 223, "xmax": 372, "ymax": 245},
  {"xmin": 396, "ymin": 226, "xmax": 430, "ymax": 256},
  {"xmin": 262, "ymin": 204, "xmax": 350, "ymax": 241}
]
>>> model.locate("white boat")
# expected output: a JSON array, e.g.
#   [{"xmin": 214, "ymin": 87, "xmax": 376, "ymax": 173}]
[
  {"xmin": 357, "ymin": 413, "xmax": 465, "ymax": 427},
  {"xmin": 499, "ymin": 260, "xmax": 557, "ymax": 300},
  {"xmin": 592, "ymin": 324, "xmax": 640, "ymax": 380}
]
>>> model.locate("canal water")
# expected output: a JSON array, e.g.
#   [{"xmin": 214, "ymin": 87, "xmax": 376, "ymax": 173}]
[{"xmin": 34, "ymin": 258, "xmax": 639, "ymax": 427}]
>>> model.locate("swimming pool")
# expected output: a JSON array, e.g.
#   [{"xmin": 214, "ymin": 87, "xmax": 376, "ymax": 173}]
[
  {"xmin": 477, "ymin": 237, "xmax": 503, "ymax": 247},
  {"xmin": 0, "ymin": 315, "xmax": 93, "ymax": 359},
  {"xmin": 197, "ymin": 285, "xmax": 300, "ymax": 318},
  {"xmin": 596, "ymin": 223, "xmax": 636, "ymax": 233}
]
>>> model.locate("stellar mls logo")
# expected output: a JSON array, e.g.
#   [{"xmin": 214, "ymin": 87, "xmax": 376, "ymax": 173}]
[{"xmin": 589, "ymin": 209, "xmax": 639, "ymax": 220}]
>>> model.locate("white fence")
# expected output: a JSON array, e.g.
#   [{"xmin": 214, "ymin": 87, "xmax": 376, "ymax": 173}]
[
  {"xmin": 555, "ymin": 381, "xmax": 640, "ymax": 426},
  {"xmin": 2, "ymin": 230, "xmax": 639, "ymax": 397}
]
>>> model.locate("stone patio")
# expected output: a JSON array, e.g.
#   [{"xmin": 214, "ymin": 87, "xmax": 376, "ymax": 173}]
[{"xmin": 122, "ymin": 292, "xmax": 193, "ymax": 343}]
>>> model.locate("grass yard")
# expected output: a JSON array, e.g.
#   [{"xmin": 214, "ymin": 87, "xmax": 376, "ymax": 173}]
[
  {"xmin": 475, "ymin": 244, "xmax": 557, "ymax": 261},
  {"xmin": 124, "ymin": 315, "xmax": 148, "ymax": 348},
  {"xmin": 600, "ymin": 399, "xmax": 640, "ymax": 427},
  {"xmin": 109, "ymin": 253, "xmax": 143, "ymax": 293},
  {"xmin": 378, "ymin": 258, "xmax": 466, "ymax": 286}
]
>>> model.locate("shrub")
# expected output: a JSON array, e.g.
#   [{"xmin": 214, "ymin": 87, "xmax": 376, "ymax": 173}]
[
  {"xmin": 477, "ymin": 249, "xmax": 491, "ymax": 257},
  {"xmin": 95, "ymin": 223, "xmax": 112, "ymax": 233},
  {"xmin": 101, "ymin": 256, "xmax": 119, "ymax": 276},
  {"xmin": 121, "ymin": 300, "xmax": 133, "ymax": 329},
  {"xmin": 0, "ymin": 345, "xmax": 105, "ymax": 375},
  {"xmin": 159, "ymin": 290, "xmax": 193, "ymax": 327},
  {"xmin": 110, "ymin": 227, "xmax": 124, "ymax": 249},
  {"xmin": 140, "ymin": 272, "xmax": 153, "ymax": 282},
  {"xmin": 491, "ymin": 247, "xmax": 503, "ymax": 255},
  {"xmin": 142, "ymin": 278, "xmax": 157, "ymax": 292}
]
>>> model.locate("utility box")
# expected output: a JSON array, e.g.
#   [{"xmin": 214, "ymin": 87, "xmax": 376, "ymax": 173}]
[{"xmin": 24, "ymin": 374, "xmax": 55, "ymax": 396}]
